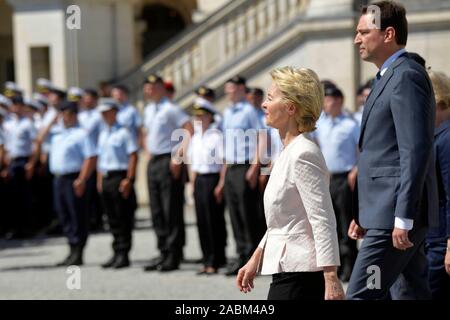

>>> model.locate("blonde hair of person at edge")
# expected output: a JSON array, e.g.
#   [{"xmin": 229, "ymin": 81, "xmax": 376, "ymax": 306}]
[{"xmin": 236, "ymin": 66, "xmax": 345, "ymax": 300}]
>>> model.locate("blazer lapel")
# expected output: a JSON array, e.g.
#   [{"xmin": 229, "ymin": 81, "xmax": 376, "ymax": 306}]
[{"xmin": 358, "ymin": 56, "xmax": 408, "ymax": 148}]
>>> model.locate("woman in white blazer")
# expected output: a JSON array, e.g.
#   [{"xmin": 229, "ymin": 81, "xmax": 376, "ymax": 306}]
[{"xmin": 236, "ymin": 67, "xmax": 345, "ymax": 300}]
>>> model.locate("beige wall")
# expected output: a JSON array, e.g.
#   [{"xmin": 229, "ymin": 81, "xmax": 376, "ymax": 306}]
[
  {"xmin": 72, "ymin": 0, "xmax": 135, "ymax": 87},
  {"xmin": 13, "ymin": 8, "xmax": 67, "ymax": 93}
]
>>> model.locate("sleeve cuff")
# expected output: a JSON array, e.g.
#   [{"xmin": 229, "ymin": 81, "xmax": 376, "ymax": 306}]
[{"xmin": 394, "ymin": 217, "xmax": 414, "ymax": 230}]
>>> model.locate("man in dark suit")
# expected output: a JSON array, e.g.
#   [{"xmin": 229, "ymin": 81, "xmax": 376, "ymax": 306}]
[{"xmin": 347, "ymin": 1, "xmax": 439, "ymax": 299}]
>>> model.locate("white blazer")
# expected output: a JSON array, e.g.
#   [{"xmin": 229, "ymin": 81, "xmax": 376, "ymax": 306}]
[{"xmin": 258, "ymin": 133, "xmax": 340, "ymax": 275}]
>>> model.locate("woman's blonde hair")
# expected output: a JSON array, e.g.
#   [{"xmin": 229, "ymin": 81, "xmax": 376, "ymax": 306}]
[
  {"xmin": 270, "ymin": 66, "xmax": 324, "ymax": 132},
  {"xmin": 428, "ymin": 70, "xmax": 450, "ymax": 110}
]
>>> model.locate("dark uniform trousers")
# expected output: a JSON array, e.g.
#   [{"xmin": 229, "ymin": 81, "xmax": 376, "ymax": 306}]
[
  {"xmin": 147, "ymin": 154, "xmax": 185, "ymax": 261},
  {"xmin": 53, "ymin": 173, "xmax": 89, "ymax": 247},
  {"xmin": 5, "ymin": 157, "xmax": 33, "ymax": 235},
  {"xmin": 101, "ymin": 171, "xmax": 136, "ymax": 254},
  {"xmin": 330, "ymin": 172, "xmax": 358, "ymax": 279},
  {"xmin": 86, "ymin": 170, "xmax": 104, "ymax": 230},
  {"xmin": 224, "ymin": 164, "xmax": 263, "ymax": 264},
  {"xmin": 31, "ymin": 161, "xmax": 56, "ymax": 232},
  {"xmin": 194, "ymin": 173, "xmax": 227, "ymax": 268}
]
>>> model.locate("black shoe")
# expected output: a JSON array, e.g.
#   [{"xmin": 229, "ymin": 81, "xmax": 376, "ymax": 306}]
[
  {"xmin": 143, "ymin": 255, "xmax": 166, "ymax": 272},
  {"xmin": 56, "ymin": 253, "xmax": 73, "ymax": 267},
  {"xmin": 157, "ymin": 253, "xmax": 180, "ymax": 272},
  {"xmin": 157, "ymin": 260, "xmax": 179, "ymax": 272},
  {"xmin": 112, "ymin": 254, "xmax": 130, "ymax": 269},
  {"xmin": 101, "ymin": 255, "xmax": 117, "ymax": 269},
  {"xmin": 55, "ymin": 245, "xmax": 75, "ymax": 267},
  {"xmin": 65, "ymin": 245, "xmax": 83, "ymax": 266}
]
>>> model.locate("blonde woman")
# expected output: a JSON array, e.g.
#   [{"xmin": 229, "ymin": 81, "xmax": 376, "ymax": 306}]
[{"xmin": 236, "ymin": 67, "xmax": 345, "ymax": 300}]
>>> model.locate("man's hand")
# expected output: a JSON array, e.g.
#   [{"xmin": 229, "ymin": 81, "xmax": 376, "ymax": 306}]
[
  {"xmin": 347, "ymin": 167, "xmax": 358, "ymax": 192},
  {"xmin": 245, "ymin": 164, "xmax": 259, "ymax": 190},
  {"xmin": 170, "ymin": 160, "xmax": 182, "ymax": 180},
  {"xmin": 348, "ymin": 219, "xmax": 366, "ymax": 240},
  {"xmin": 73, "ymin": 178, "xmax": 86, "ymax": 198},
  {"xmin": 24, "ymin": 162, "xmax": 35, "ymax": 180},
  {"xmin": 1, "ymin": 168, "xmax": 9, "ymax": 180},
  {"xmin": 392, "ymin": 227, "xmax": 414, "ymax": 250},
  {"xmin": 445, "ymin": 239, "xmax": 450, "ymax": 276},
  {"xmin": 97, "ymin": 178, "xmax": 103, "ymax": 194},
  {"xmin": 258, "ymin": 174, "xmax": 269, "ymax": 193},
  {"xmin": 214, "ymin": 183, "xmax": 224, "ymax": 204},
  {"xmin": 119, "ymin": 178, "xmax": 132, "ymax": 199}
]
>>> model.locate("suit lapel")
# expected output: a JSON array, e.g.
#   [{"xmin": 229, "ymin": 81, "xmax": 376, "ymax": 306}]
[{"xmin": 358, "ymin": 55, "xmax": 408, "ymax": 148}]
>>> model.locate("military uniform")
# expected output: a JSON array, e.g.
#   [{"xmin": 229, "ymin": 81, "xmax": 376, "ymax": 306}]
[
  {"xmin": 97, "ymin": 100, "xmax": 138, "ymax": 269},
  {"xmin": 49, "ymin": 101, "xmax": 96, "ymax": 266}
]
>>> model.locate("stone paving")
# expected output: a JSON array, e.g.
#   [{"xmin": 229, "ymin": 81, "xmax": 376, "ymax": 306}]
[{"xmin": 0, "ymin": 205, "xmax": 272, "ymax": 300}]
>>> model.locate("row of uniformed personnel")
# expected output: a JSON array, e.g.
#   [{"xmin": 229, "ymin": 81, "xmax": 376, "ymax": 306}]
[{"xmin": 0, "ymin": 75, "xmax": 280, "ymax": 274}]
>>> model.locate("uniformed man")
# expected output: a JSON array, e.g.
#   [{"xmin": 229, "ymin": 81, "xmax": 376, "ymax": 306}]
[
  {"xmin": 4, "ymin": 81, "xmax": 23, "ymax": 99},
  {"xmin": 110, "ymin": 84, "xmax": 143, "ymax": 145},
  {"xmin": 142, "ymin": 74, "xmax": 194, "ymax": 272},
  {"xmin": 312, "ymin": 86, "xmax": 359, "ymax": 282},
  {"xmin": 79, "ymin": 89, "xmax": 102, "ymax": 142},
  {"xmin": 97, "ymin": 99, "xmax": 138, "ymax": 269},
  {"xmin": 37, "ymin": 85, "xmax": 67, "ymax": 235},
  {"xmin": 215, "ymin": 76, "xmax": 266, "ymax": 276},
  {"xmin": 32, "ymin": 93, "xmax": 49, "ymax": 131},
  {"xmin": 67, "ymin": 87, "xmax": 84, "ymax": 103},
  {"xmin": 44, "ymin": 101, "xmax": 97, "ymax": 266},
  {"xmin": 195, "ymin": 86, "xmax": 216, "ymax": 103},
  {"xmin": 36, "ymin": 78, "xmax": 52, "ymax": 97},
  {"xmin": 79, "ymin": 88, "xmax": 104, "ymax": 231},
  {"xmin": 189, "ymin": 98, "xmax": 227, "ymax": 275},
  {"xmin": 3, "ymin": 96, "xmax": 37, "ymax": 239}
]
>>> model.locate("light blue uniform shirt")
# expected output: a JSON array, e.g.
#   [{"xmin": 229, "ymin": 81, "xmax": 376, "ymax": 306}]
[
  {"xmin": 97, "ymin": 123, "xmax": 138, "ymax": 174},
  {"xmin": 144, "ymin": 97, "xmax": 190, "ymax": 156},
  {"xmin": 78, "ymin": 108, "xmax": 102, "ymax": 145},
  {"xmin": 117, "ymin": 103, "xmax": 142, "ymax": 141},
  {"xmin": 6, "ymin": 116, "xmax": 37, "ymax": 158},
  {"xmin": 313, "ymin": 112, "xmax": 359, "ymax": 174},
  {"xmin": 222, "ymin": 100, "xmax": 263, "ymax": 164},
  {"xmin": 49, "ymin": 125, "xmax": 96, "ymax": 175},
  {"xmin": 41, "ymin": 106, "xmax": 63, "ymax": 154}
]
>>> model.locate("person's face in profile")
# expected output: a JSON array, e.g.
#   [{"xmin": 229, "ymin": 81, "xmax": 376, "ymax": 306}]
[
  {"xmin": 262, "ymin": 83, "xmax": 291, "ymax": 129},
  {"xmin": 354, "ymin": 14, "xmax": 386, "ymax": 63}
]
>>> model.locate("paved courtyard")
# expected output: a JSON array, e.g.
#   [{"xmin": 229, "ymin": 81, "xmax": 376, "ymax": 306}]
[{"xmin": 0, "ymin": 205, "xmax": 272, "ymax": 300}]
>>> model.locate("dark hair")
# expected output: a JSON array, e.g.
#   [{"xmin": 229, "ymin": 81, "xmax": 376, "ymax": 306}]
[
  {"xmin": 112, "ymin": 84, "xmax": 129, "ymax": 95},
  {"xmin": 362, "ymin": 1, "xmax": 408, "ymax": 45},
  {"xmin": 247, "ymin": 87, "xmax": 264, "ymax": 97},
  {"xmin": 11, "ymin": 96, "xmax": 24, "ymax": 105},
  {"xmin": 84, "ymin": 88, "xmax": 99, "ymax": 99}
]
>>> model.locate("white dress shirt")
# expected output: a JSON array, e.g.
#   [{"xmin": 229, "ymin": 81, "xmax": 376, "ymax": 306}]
[
  {"xmin": 189, "ymin": 125, "xmax": 223, "ymax": 174},
  {"xmin": 258, "ymin": 133, "xmax": 340, "ymax": 275}
]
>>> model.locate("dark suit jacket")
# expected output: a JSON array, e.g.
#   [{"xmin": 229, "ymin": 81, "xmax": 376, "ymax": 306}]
[
  {"xmin": 356, "ymin": 53, "xmax": 439, "ymax": 230},
  {"xmin": 427, "ymin": 119, "xmax": 450, "ymax": 241}
]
